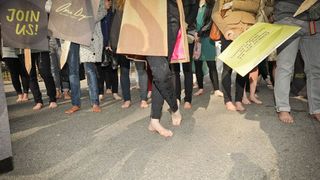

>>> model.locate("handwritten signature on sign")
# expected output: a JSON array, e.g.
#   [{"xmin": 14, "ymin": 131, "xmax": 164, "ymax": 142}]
[{"xmin": 55, "ymin": 3, "xmax": 93, "ymax": 21}]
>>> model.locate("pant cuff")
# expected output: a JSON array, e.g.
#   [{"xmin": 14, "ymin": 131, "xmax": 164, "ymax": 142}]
[{"xmin": 276, "ymin": 106, "xmax": 291, "ymax": 112}]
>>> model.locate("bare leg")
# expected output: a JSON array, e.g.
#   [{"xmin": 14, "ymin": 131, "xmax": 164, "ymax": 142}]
[{"xmin": 249, "ymin": 68, "xmax": 262, "ymax": 104}]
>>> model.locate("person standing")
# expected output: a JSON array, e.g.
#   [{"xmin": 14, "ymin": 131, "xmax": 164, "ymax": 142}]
[
  {"xmin": 194, "ymin": 0, "xmax": 223, "ymax": 98},
  {"xmin": 1, "ymin": 46, "xmax": 29, "ymax": 102},
  {"xmin": 274, "ymin": 0, "xmax": 320, "ymax": 122},
  {"xmin": 212, "ymin": 0, "xmax": 260, "ymax": 111}
]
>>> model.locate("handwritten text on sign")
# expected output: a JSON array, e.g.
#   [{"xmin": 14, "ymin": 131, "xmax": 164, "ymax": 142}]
[
  {"xmin": 6, "ymin": 9, "xmax": 40, "ymax": 36},
  {"xmin": 55, "ymin": 3, "xmax": 92, "ymax": 21}
]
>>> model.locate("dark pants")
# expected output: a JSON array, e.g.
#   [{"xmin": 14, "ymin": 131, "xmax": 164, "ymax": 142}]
[
  {"xmin": 29, "ymin": 52, "xmax": 56, "ymax": 104},
  {"xmin": 96, "ymin": 63, "xmax": 119, "ymax": 95},
  {"xmin": 118, "ymin": 54, "xmax": 131, "ymax": 101},
  {"xmin": 258, "ymin": 59, "xmax": 269, "ymax": 80},
  {"xmin": 172, "ymin": 62, "xmax": 193, "ymax": 103},
  {"xmin": 4, "ymin": 57, "xmax": 29, "ymax": 95},
  {"xmin": 172, "ymin": 43, "xmax": 194, "ymax": 103},
  {"xmin": 221, "ymin": 36, "xmax": 248, "ymax": 103},
  {"xmin": 146, "ymin": 56, "xmax": 178, "ymax": 119},
  {"xmin": 105, "ymin": 65, "xmax": 119, "ymax": 93},
  {"xmin": 194, "ymin": 60, "xmax": 220, "ymax": 91}
]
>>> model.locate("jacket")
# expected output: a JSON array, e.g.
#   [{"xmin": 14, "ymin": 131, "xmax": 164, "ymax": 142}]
[
  {"xmin": 212, "ymin": 0, "xmax": 260, "ymax": 38},
  {"xmin": 80, "ymin": 1, "xmax": 108, "ymax": 63}
]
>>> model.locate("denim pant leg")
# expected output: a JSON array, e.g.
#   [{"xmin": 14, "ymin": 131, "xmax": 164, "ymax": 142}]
[
  {"xmin": 119, "ymin": 55, "xmax": 131, "ymax": 101},
  {"xmin": 300, "ymin": 33, "xmax": 320, "ymax": 114},
  {"xmin": 68, "ymin": 43, "xmax": 81, "ymax": 107},
  {"xmin": 274, "ymin": 37, "xmax": 300, "ymax": 112},
  {"xmin": 84, "ymin": 63, "xmax": 99, "ymax": 106},
  {"xmin": 135, "ymin": 61, "xmax": 148, "ymax": 101}
]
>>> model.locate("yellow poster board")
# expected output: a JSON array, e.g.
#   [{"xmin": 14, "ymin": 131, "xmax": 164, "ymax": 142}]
[{"xmin": 218, "ymin": 23, "xmax": 300, "ymax": 77}]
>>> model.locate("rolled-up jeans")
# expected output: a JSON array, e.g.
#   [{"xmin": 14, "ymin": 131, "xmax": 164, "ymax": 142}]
[{"xmin": 274, "ymin": 17, "xmax": 320, "ymax": 114}]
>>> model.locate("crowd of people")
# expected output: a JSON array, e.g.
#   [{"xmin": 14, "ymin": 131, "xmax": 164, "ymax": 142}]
[{"xmin": 1, "ymin": 0, "xmax": 320, "ymax": 138}]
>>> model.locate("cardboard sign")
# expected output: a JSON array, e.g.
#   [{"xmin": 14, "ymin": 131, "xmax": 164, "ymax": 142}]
[
  {"xmin": 48, "ymin": 0, "xmax": 99, "ymax": 46},
  {"xmin": 218, "ymin": 23, "xmax": 300, "ymax": 77},
  {"xmin": 0, "ymin": 0, "xmax": 49, "ymax": 50},
  {"xmin": 117, "ymin": 0, "xmax": 168, "ymax": 56},
  {"xmin": 294, "ymin": 0, "xmax": 318, "ymax": 17}
]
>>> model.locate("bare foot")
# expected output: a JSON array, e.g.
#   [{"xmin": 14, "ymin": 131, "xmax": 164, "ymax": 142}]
[
  {"xmin": 65, "ymin": 106, "xmax": 80, "ymax": 114},
  {"xmin": 249, "ymin": 96, "xmax": 262, "ymax": 104},
  {"xmin": 106, "ymin": 89, "xmax": 112, "ymax": 94},
  {"xmin": 140, "ymin": 100, "xmax": 149, "ymax": 108},
  {"xmin": 278, "ymin": 111, "xmax": 294, "ymax": 123},
  {"xmin": 313, "ymin": 113, "xmax": 320, "ymax": 122},
  {"xmin": 225, "ymin": 101, "xmax": 236, "ymax": 111},
  {"xmin": 147, "ymin": 91, "xmax": 152, "ymax": 99},
  {"xmin": 16, "ymin": 94, "xmax": 23, "ymax": 103},
  {"xmin": 33, "ymin": 103, "xmax": 43, "ymax": 110},
  {"xmin": 214, "ymin": 90, "xmax": 224, "ymax": 97},
  {"xmin": 171, "ymin": 109, "xmax": 182, "ymax": 126},
  {"xmin": 184, "ymin": 102, "xmax": 192, "ymax": 109},
  {"xmin": 49, "ymin": 102, "xmax": 58, "ymax": 109},
  {"xmin": 63, "ymin": 91, "xmax": 71, "ymax": 100},
  {"xmin": 92, "ymin": 104, "xmax": 101, "ymax": 113},
  {"xmin": 148, "ymin": 119, "xmax": 173, "ymax": 137},
  {"xmin": 235, "ymin": 101, "xmax": 246, "ymax": 111},
  {"xmin": 113, "ymin": 93, "xmax": 122, "ymax": 100},
  {"xmin": 194, "ymin": 89, "xmax": 204, "ymax": 96},
  {"xmin": 56, "ymin": 90, "xmax": 62, "ymax": 99},
  {"xmin": 242, "ymin": 97, "xmax": 251, "ymax": 105},
  {"xmin": 99, "ymin": 94, "xmax": 104, "ymax": 101},
  {"xmin": 121, "ymin": 101, "xmax": 131, "ymax": 108},
  {"xmin": 21, "ymin": 93, "xmax": 29, "ymax": 102}
]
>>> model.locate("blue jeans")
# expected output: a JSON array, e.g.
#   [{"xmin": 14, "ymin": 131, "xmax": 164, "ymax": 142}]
[
  {"xmin": 274, "ymin": 17, "xmax": 320, "ymax": 114},
  {"xmin": 68, "ymin": 43, "xmax": 99, "ymax": 106}
]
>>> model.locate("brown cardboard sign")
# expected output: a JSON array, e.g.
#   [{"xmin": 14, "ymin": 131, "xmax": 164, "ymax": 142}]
[{"xmin": 117, "ymin": 0, "xmax": 168, "ymax": 56}]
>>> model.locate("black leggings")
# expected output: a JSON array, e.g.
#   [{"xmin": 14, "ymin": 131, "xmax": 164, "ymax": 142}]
[
  {"xmin": 4, "ymin": 57, "xmax": 29, "ymax": 95},
  {"xmin": 194, "ymin": 60, "xmax": 220, "ymax": 91},
  {"xmin": 171, "ymin": 43, "xmax": 194, "ymax": 103},
  {"xmin": 96, "ymin": 63, "xmax": 119, "ymax": 95},
  {"xmin": 29, "ymin": 52, "xmax": 56, "ymax": 104},
  {"xmin": 220, "ymin": 36, "xmax": 248, "ymax": 103}
]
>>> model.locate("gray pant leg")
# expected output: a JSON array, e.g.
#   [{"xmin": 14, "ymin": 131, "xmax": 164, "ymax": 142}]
[
  {"xmin": 274, "ymin": 37, "xmax": 300, "ymax": 112},
  {"xmin": 300, "ymin": 33, "xmax": 320, "ymax": 114}
]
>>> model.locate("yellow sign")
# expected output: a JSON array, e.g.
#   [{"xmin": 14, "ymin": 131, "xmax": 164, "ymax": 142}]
[{"xmin": 218, "ymin": 23, "xmax": 300, "ymax": 77}]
